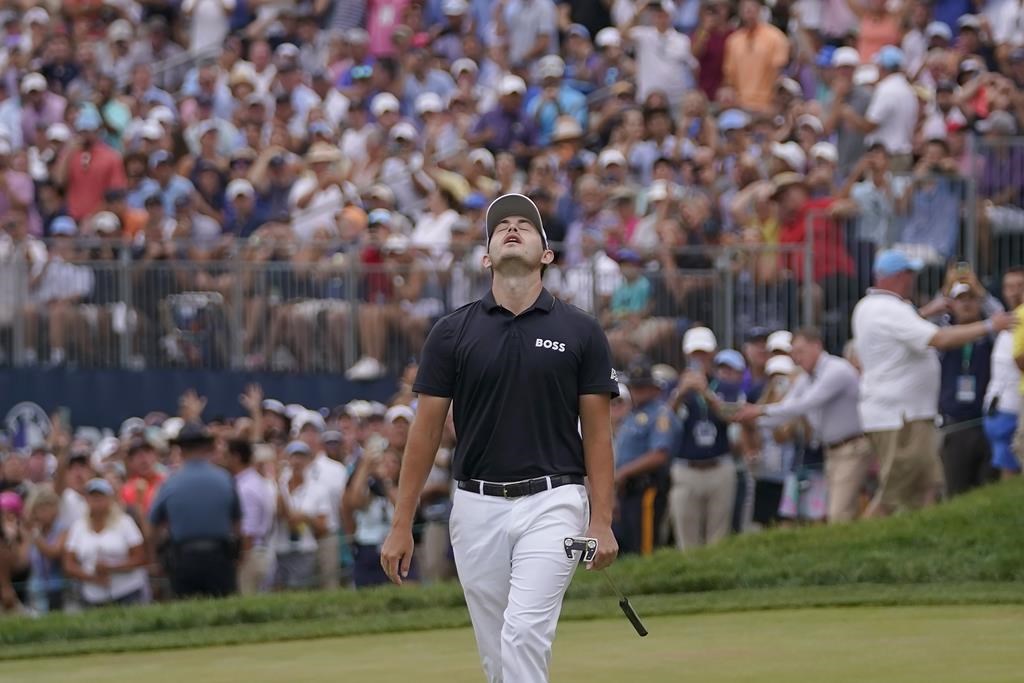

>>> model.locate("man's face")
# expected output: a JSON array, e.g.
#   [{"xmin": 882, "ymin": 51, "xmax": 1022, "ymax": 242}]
[
  {"xmin": 743, "ymin": 340, "xmax": 768, "ymax": 371},
  {"xmin": 388, "ymin": 418, "xmax": 410, "ymax": 449},
  {"xmin": 233, "ymin": 194, "xmax": 253, "ymax": 214},
  {"xmin": 790, "ymin": 336, "xmax": 821, "ymax": 374},
  {"xmin": 128, "ymin": 447, "xmax": 157, "ymax": 477},
  {"xmin": 739, "ymin": 0, "xmax": 761, "ymax": 25},
  {"xmin": 299, "ymin": 427, "xmax": 321, "ymax": 452},
  {"xmin": 629, "ymin": 383, "xmax": 660, "ymax": 405},
  {"xmin": 951, "ymin": 294, "xmax": 982, "ymax": 322},
  {"xmin": 715, "ymin": 364, "xmax": 743, "ymax": 384},
  {"xmin": 2, "ymin": 454, "xmax": 25, "ymax": 482},
  {"xmin": 485, "ymin": 215, "xmax": 550, "ymax": 272},
  {"xmin": 1003, "ymin": 272, "xmax": 1024, "ymax": 309},
  {"xmin": 152, "ymin": 162, "xmax": 172, "ymax": 183}
]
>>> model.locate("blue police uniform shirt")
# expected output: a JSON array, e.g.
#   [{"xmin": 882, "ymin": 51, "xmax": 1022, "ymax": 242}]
[
  {"xmin": 615, "ymin": 399, "xmax": 678, "ymax": 469},
  {"xmin": 674, "ymin": 381, "xmax": 743, "ymax": 461},
  {"xmin": 149, "ymin": 459, "xmax": 240, "ymax": 542}
]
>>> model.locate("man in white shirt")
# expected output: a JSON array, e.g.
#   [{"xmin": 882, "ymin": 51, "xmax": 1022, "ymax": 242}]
[
  {"xmin": 275, "ymin": 441, "xmax": 331, "ymax": 590},
  {"xmin": 852, "ymin": 250, "xmax": 1015, "ymax": 516},
  {"xmin": 625, "ymin": 0, "xmax": 696, "ymax": 106},
  {"xmin": 840, "ymin": 46, "xmax": 918, "ymax": 171},
  {"xmin": 294, "ymin": 411, "xmax": 348, "ymax": 589}
]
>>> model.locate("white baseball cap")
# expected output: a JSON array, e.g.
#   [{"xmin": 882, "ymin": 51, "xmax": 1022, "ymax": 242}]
[
  {"xmin": 45, "ymin": 123, "xmax": 71, "ymax": 143},
  {"xmin": 415, "ymin": 92, "xmax": 443, "ymax": 115},
  {"xmin": 140, "ymin": 120, "xmax": 164, "ymax": 141},
  {"xmin": 20, "ymin": 72, "xmax": 46, "ymax": 94},
  {"xmin": 810, "ymin": 141, "xmax": 838, "ymax": 164},
  {"xmin": 796, "ymin": 114, "xmax": 824, "ymax": 135},
  {"xmin": 766, "ymin": 355, "xmax": 795, "ymax": 376},
  {"xmin": 771, "ymin": 141, "xmax": 806, "ymax": 172},
  {"xmin": 537, "ymin": 55, "xmax": 565, "ymax": 80},
  {"xmin": 853, "ymin": 64, "xmax": 879, "ymax": 86},
  {"xmin": 767, "ymin": 330, "xmax": 793, "ymax": 354},
  {"xmin": 683, "ymin": 326, "xmax": 717, "ymax": 354},
  {"xmin": 91, "ymin": 211, "xmax": 122, "ymax": 234},
  {"xmin": 390, "ymin": 121, "xmax": 418, "ymax": 142},
  {"xmin": 385, "ymin": 405, "xmax": 416, "ymax": 424},
  {"xmin": 442, "ymin": 0, "xmax": 468, "ymax": 15},
  {"xmin": 292, "ymin": 410, "xmax": 326, "ymax": 436},
  {"xmin": 370, "ymin": 92, "xmax": 400, "ymax": 118},
  {"xmin": 831, "ymin": 46, "xmax": 861, "ymax": 68},
  {"xmin": 499, "ymin": 75, "xmax": 527, "ymax": 97},
  {"xmin": 595, "ymin": 27, "xmax": 622, "ymax": 49},
  {"xmin": 598, "ymin": 148, "xmax": 627, "ymax": 168},
  {"xmin": 647, "ymin": 180, "xmax": 672, "ymax": 202},
  {"xmin": 147, "ymin": 105, "xmax": 176, "ymax": 126},
  {"xmin": 451, "ymin": 58, "xmax": 478, "ymax": 77},
  {"xmin": 226, "ymin": 179, "xmax": 255, "ymax": 200},
  {"xmin": 468, "ymin": 147, "xmax": 495, "ymax": 169}
]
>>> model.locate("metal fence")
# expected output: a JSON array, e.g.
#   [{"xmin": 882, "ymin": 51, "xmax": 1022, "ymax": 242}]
[{"xmin": 0, "ymin": 240, "xmax": 817, "ymax": 373}]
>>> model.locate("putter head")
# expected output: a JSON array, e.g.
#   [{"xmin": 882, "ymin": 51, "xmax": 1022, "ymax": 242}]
[{"xmin": 563, "ymin": 537, "xmax": 598, "ymax": 563}]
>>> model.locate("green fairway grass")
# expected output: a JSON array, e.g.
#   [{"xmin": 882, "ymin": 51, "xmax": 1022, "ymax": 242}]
[{"xmin": 9, "ymin": 605, "xmax": 1023, "ymax": 683}]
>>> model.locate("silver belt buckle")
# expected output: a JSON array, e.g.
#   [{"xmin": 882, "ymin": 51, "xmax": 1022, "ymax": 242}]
[{"xmin": 502, "ymin": 483, "xmax": 510, "ymax": 498}]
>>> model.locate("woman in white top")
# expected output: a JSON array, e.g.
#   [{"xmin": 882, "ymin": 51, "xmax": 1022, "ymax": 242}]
[
  {"xmin": 274, "ymin": 441, "xmax": 330, "ymax": 590},
  {"xmin": 63, "ymin": 479, "xmax": 148, "ymax": 608},
  {"xmin": 410, "ymin": 188, "xmax": 460, "ymax": 258}
]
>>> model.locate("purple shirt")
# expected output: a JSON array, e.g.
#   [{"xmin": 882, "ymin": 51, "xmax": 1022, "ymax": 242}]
[
  {"xmin": 20, "ymin": 93, "xmax": 66, "ymax": 149},
  {"xmin": 472, "ymin": 107, "xmax": 536, "ymax": 154},
  {"xmin": 235, "ymin": 467, "xmax": 275, "ymax": 543}
]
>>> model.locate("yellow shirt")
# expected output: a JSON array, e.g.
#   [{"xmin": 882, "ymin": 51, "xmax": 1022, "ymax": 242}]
[{"xmin": 1013, "ymin": 304, "xmax": 1024, "ymax": 393}]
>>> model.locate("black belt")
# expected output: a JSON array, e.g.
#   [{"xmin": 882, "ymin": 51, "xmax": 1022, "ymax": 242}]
[{"xmin": 458, "ymin": 474, "xmax": 585, "ymax": 498}]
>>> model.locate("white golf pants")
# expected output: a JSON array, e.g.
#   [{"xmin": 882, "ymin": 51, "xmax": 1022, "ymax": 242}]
[{"xmin": 449, "ymin": 482, "xmax": 589, "ymax": 683}]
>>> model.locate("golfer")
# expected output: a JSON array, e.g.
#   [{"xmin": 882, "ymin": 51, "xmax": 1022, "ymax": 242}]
[{"xmin": 381, "ymin": 193, "xmax": 620, "ymax": 683}]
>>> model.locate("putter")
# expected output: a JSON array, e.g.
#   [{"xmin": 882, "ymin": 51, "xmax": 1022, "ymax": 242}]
[{"xmin": 563, "ymin": 537, "xmax": 649, "ymax": 637}]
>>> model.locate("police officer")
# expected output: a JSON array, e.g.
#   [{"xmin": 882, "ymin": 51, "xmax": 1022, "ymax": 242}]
[
  {"xmin": 380, "ymin": 193, "xmax": 619, "ymax": 683},
  {"xmin": 613, "ymin": 359, "xmax": 677, "ymax": 555},
  {"xmin": 150, "ymin": 422, "xmax": 240, "ymax": 598}
]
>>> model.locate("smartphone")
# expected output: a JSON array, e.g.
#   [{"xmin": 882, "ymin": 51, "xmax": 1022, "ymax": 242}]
[
  {"xmin": 56, "ymin": 406, "xmax": 71, "ymax": 429},
  {"xmin": 955, "ymin": 261, "xmax": 971, "ymax": 275}
]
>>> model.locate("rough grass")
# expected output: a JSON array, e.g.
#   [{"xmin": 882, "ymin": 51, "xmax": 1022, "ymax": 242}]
[{"xmin": 2, "ymin": 479, "xmax": 1021, "ymax": 660}]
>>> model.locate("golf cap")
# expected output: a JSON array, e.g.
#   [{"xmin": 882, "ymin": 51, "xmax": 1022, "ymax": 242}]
[
  {"xmin": 451, "ymin": 58, "xmax": 478, "ymax": 77},
  {"xmin": 261, "ymin": 398, "xmax": 287, "ymax": 415},
  {"xmin": 370, "ymin": 92, "xmax": 400, "ymax": 117},
  {"xmin": 140, "ymin": 120, "xmax": 164, "ymax": 141},
  {"xmin": 717, "ymin": 108, "xmax": 751, "ymax": 132},
  {"xmin": 285, "ymin": 440, "xmax": 312, "ymax": 456},
  {"xmin": 537, "ymin": 55, "xmax": 566, "ymax": 80},
  {"xmin": 714, "ymin": 349, "xmax": 746, "ymax": 371},
  {"xmin": 595, "ymin": 27, "xmax": 622, "ymax": 49},
  {"xmin": 390, "ymin": 122, "xmax": 417, "ymax": 142},
  {"xmin": 949, "ymin": 282, "xmax": 973, "ymax": 299},
  {"xmin": 368, "ymin": 208, "xmax": 392, "ymax": 226},
  {"xmin": 766, "ymin": 355, "xmax": 795, "ymax": 376},
  {"xmin": 810, "ymin": 141, "xmax": 839, "ymax": 164},
  {"xmin": 469, "ymin": 148, "xmax": 496, "ymax": 169},
  {"xmin": 499, "ymin": 75, "xmax": 527, "ymax": 97},
  {"xmin": 683, "ymin": 326, "xmax": 717, "ymax": 354},
  {"xmin": 226, "ymin": 179, "xmax": 255, "ymax": 200},
  {"xmin": 925, "ymin": 21, "xmax": 952, "ymax": 42},
  {"xmin": 831, "ymin": 46, "xmax": 860, "ymax": 68},
  {"xmin": 796, "ymin": 114, "xmax": 824, "ymax": 135},
  {"xmin": 485, "ymin": 193, "xmax": 548, "ymax": 248},
  {"xmin": 874, "ymin": 45, "xmax": 905, "ymax": 70},
  {"xmin": 86, "ymin": 478, "xmax": 115, "ymax": 496},
  {"xmin": 91, "ymin": 211, "xmax": 121, "ymax": 234},
  {"xmin": 771, "ymin": 141, "xmax": 806, "ymax": 172},
  {"xmin": 45, "ymin": 123, "xmax": 71, "ymax": 143},
  {"xmin": 957, "ymin": 14, "xmax": 981, "ymax": 30},
  {"xmin": 625, "ymin": 359, "xmax": 657, "ymax": 386},
  {"xmin": 322, "ymin": 430, "xmax": 342, "ymax": 444},
  {"xmin": 598, "ymin": 148, "xmax": 627, "ymax": 168},
  {"xmin": 292, "ymin": 410, "xmax": 326, "ymax": 435},
  {"xmin": 415, "ymin": 92, "xmax": 443, "ymax": 115},
  {"xmin": 20, "ymin": 72, "xmax": 46, "ymax": 94},
  {"xmin": 766, "ymin": 330, "xmax": 793, "ymax": 354},
  {"xmin": 385, "ymin": 405, "xmax": 416, "ymax": 424},
  {"xmin": 874, "ymin": 249, "xmax": 923, "ymax": 277},
  {"xmin": 50, "ymin": 215, "xmax": 77, "ymax": 236}
]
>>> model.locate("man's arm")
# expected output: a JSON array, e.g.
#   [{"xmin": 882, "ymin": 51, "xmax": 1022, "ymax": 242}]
[
  {"xmin": 580, "ymin": 393, "xmax": 619, "ymax": 570},
  {"xmin": 760, "ymin": 365, "xmax": 849, "ymax": 423},
  {"xmin": 930, "ymin": 312, "xmax": 1014, "ymax": 351},
  {"xmin": 380, "ymin": 395, "xmax": 452, "ymax": 584}
]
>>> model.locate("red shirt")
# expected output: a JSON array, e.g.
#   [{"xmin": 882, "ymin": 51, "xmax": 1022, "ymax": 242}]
[
  {"xmin": 65, "ymin": 143, "xmax": 127, "ymax": 221},
  {"xmin": 121, "ymin": 473, "xmax": 164, "ymax": 516},
  {"xmin": 779, "ymin": 198, "xmax": 855, "ymax": 283}
]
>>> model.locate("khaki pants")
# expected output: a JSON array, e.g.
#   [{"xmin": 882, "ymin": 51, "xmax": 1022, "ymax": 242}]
[
  {"xmin": 868, "ymin": 419, "xmax": 942, "ymax": 513},
  {"xmin": 237, "ymin": 545, "xmax": 272, "ymax": 596},
  {"xmin": 316, "ymin": 533, "xmax": 340, "ymax": 590},
  {"xmin": 416, "ymin": 521, "xmax": 454, "ymax": 584},
  {"xmin": 668, "ymin": 459, "xmax": 736, "ymax": 550},
  {"xmin": 825, "ymin": 436, "xmax": 875, "ymax": 523}
]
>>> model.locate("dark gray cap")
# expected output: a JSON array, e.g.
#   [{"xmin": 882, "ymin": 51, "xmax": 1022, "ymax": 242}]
[{"xmin": 485, "ymin": 193, "xmax": 548, "ymax": 248}]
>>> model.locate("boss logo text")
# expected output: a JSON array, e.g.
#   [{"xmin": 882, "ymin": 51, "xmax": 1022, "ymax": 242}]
[{"xmin": 535, "ymin": 338, "xmax": 566, "ymax": 352}]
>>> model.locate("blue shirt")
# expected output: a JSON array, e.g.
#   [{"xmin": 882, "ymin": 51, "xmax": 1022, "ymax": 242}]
[
  {"xmin": 898, "ymin": 177, "xmax": 960, "ymax": 259},
  {"xmin": 615, "ymin": 399, "xmax": 677, "ymax": 469},
  {"xmin": 150, "ymin": 459, "xmax": 240, "ymax": 542},
  {"xmin": 939, "ymin": 336, "xmax": 992, "ymax": 423},
  {"xmin": 130, "ymin": 176, "xmax": 196, "ymax": 217},
  {"xmin": 674, "ymin": 380, "xmax": 743, "ymax": 461},
  {"xmin": 525, "ymin": 84, "xmax": 587, "ymax": 146}
]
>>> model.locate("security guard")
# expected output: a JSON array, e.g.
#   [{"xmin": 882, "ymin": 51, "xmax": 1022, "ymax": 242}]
[
  {"xmin": 613, "ymin": 359, "xmax": 677, "ymax": 556},
  {"xmin": 150, "ymin": 422, "xmax": 240, "ymax": 598}
]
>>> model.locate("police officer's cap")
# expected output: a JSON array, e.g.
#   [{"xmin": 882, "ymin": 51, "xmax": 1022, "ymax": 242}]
[
  {"xmin": 625, "ymin": 359, "xmax": 657, "ymax": 387},
  {"xmin": 170, "ymin": 421, "xmax": 215, "ymax": 448}
]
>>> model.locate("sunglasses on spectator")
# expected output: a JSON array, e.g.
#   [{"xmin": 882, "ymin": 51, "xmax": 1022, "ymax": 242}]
[{"xmin": 351, "ymin": 66, "xmax": 373, "ymax": 80}]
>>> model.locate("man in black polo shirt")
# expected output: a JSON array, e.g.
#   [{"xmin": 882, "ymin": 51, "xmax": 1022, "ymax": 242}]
[{"xmin": 381, "ymin": 193, "xmax": 619, "ymax": 683}]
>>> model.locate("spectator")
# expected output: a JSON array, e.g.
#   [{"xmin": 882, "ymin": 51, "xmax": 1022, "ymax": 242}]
[
  {"xmin": 23, "ymin": 486, "xmax": 66, "ymax": 613},
  {"xmin": 843, "ymin": 0, "xmax": 903, "ymax": 62},
  {"xmin": 625, "ymin": 0, "xmax": 696, "ymax": 107},
  {"xmin": 183, "ymin": 0, "xmax": 237, "ymax": 54},
  {"xmin": 497, "ymin": 0, "xmax": 559, "ymax": 70},
  {"xmin": 120, "ymin": 439, "xmax": 165, "ymax": 518},
  {"xmin": 692, "ymin": 0, "xmax": 733, "ymax": 101},
  {"xmin": 526, "ymin": 55, "xmax": 587, "ymax": 146},
  {"xmin": 55, "ymin": 107, "xmax": 127, "ymax": 222},
  {"xmin": 825, "ymin": 47, "xmax": 872, "ymax": 178},
  {"xmin": 225, "ymin": 439, "xmax": 275, "ymax": 596},
  {"xmin": 63, "ymin": 478, "xmax": 148, "ymax": 608},
  {"xmin": 295, "ymin": 410, "xmax": 348, "ymax": 590},
  {"xmin": 19, "ymin": 73, "xmax": 66, "ymax": 150},
  {"xmin": 722, "ymin": 0, "xmax": 789, "ymax": 112},
  {"xmin": 342, "ymin": 447, "xmax": 402, "ymax": 588},
  {"xmin": 938, "ymin": 282, "xmax": 995, "ymax": 496},
  {"xmin": 851, "ymin": 250, "xmax": 1014, "ymax": 517},
  {"xmin": 985, "ymin": 268, "xmax": 1024, "ymax": 479},
  {"xmin": 275, "ymin": 440, "xmax": 329, "ymax": 590}
]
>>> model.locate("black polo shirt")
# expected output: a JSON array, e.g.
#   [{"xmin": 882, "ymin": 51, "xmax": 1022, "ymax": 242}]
[{"xmin": 414, "ymin": 287, "xmax": 618, "ymax": 482}]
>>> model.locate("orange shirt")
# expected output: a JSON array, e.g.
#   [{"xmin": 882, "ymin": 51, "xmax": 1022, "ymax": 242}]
[
  {"xmin": 723, "ymin": 23, "xmax": 790, "ymax": 113},
  {"xmin": 121, "ymin": 474, "xmax": 164, "ymax": 516},
  {"xmin": 857, "ymin": 14, "xmax": 901, "ymax": 62}
]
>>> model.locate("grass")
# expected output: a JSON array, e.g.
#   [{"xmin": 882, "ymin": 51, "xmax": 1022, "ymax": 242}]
[
  {"xmin": 2, "ymin": 479, "xmax": 1022, "ymax": 660},
  {"xmin": 8, "ymin": 605, "xmax": 1024, "ymax": 682}
]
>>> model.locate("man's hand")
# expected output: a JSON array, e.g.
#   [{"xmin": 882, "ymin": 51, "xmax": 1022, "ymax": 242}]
[
  {"xmin": 239, "ymin": 383, "xmax": 263, "ymax": 415},
  {"xmin": 584, "ymin": 523, "xmax": 618, "ymax": 571},
  {"xmin": 179, "ymin": 389, "xmax": 206, "ymax": 421},
  {"xmin": 734, "ymin": 404, "xmax": 763, "ymax": 424},
  {"xmin": 991, "ymin": 310, "xmax": 1018, "ymax": 333},
  {"xmin": 380, "ymin": 524, "xmax": 415, "ymax": 585}
]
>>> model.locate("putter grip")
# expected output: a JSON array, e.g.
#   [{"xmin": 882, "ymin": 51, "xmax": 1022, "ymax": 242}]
[{"xmin": 619, "ymin": 598, "xmax": 648, "ymax": 637}]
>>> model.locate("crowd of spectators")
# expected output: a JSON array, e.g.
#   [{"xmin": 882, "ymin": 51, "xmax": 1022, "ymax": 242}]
[{"xmin": 0, "ymin": 0, "xmax": 1022, "ymax": 376}]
